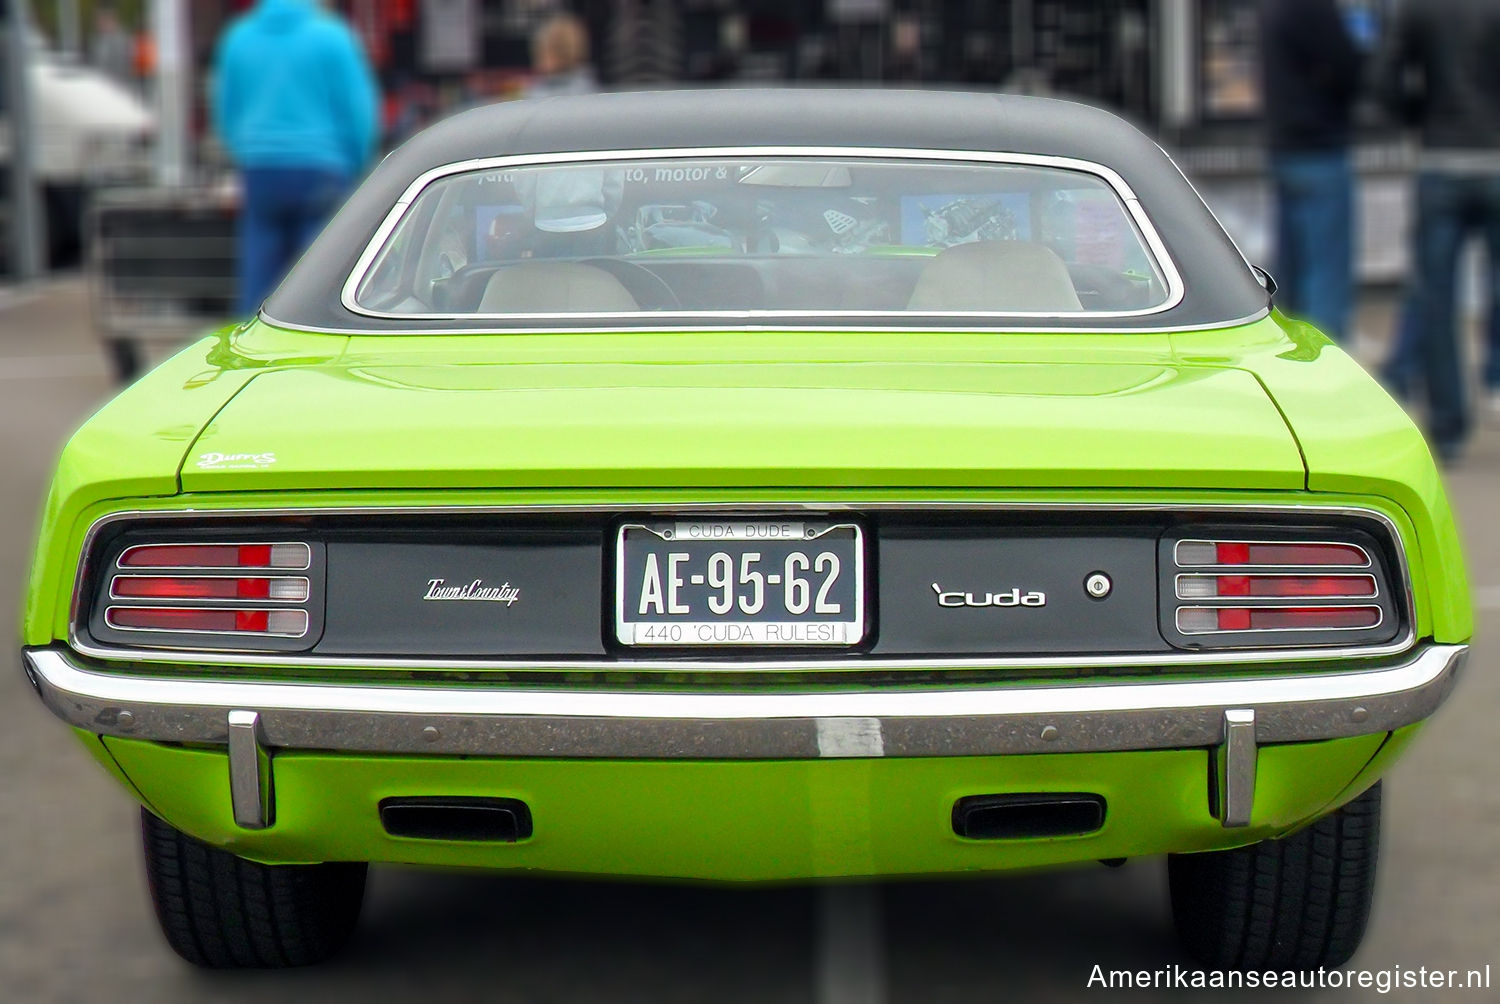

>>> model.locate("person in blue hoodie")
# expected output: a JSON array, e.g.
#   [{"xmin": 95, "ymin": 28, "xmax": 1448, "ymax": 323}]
[{"xmin": 212, "ymin": 0, "xmax": 379, "ymax": 314}]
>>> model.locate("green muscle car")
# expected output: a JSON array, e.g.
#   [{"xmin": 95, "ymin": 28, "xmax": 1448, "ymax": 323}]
[{"xmin": 21, "ymin": 90, "xmax": 1471, "ymax": 971}]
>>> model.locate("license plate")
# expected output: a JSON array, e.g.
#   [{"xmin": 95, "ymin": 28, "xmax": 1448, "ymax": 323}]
[{"xmin": 615, "ymin": 521, "xmax": 865, "ymax": 647}]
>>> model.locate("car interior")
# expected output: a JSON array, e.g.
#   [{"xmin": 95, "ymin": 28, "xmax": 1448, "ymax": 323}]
[{"xmin": 352, "ymin": 158, "xmax": 1170, "ymax": 318}]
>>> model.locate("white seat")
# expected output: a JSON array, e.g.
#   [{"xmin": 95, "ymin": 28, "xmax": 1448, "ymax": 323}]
[
  {"xmin": 907, "ymin": 241, "xmax": 1083, "ymax": 313},
  {"xmin": 478, "ymin": 262, "xmax": 640, "ymax": 313}
]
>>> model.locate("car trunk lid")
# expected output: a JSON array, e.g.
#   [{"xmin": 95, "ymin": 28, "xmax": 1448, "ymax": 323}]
[{"xmin": 179, "ymin": 333, "xmax": 1306, "ymax": 492}]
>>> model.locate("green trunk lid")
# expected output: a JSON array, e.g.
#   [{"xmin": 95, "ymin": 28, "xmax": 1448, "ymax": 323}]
[{"xmin": 179, "ymin": 332, "xmax": 1305, "ymax": 492}]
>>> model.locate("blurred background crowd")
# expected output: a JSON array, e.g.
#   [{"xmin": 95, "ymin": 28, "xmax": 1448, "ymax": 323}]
[
  {"xmin": 3, "ymin": 6, "xmax": 1498, "ymax": 999},
  {"xmin": 2, "ymin": 0, "xmax": 1498, "ymax": 459}
]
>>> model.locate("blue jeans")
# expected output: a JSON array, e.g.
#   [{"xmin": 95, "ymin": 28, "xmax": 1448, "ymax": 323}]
[
  {"xmin": 238, "ymin": 167, "xmax": 350, "ymax": 316},
  {"xmin": 1271, "ymin": 151, "xmax": 1355, "ymax": 343},
  {"xmin": 1409, "ymin": 171, "xmax": 1500, "ymax": 453},
  {"xmin": 1380, "ymin": 289, "xmax": 1422, "ymax": 398}
]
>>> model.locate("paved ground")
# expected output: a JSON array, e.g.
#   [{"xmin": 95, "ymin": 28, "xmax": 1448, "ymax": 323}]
[{"xmin": 0, "ymin": 280, "xmax": 1495, "ymax": 1002}]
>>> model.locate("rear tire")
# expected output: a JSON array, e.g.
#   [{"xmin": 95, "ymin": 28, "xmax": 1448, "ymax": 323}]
[
  {"xmin": 1168, "ymin": 782, "xmax": 1382, "ymax": 971},
  {"xmin": 140, "ymin": 809, "xmax": 367, "ymax": 968}
]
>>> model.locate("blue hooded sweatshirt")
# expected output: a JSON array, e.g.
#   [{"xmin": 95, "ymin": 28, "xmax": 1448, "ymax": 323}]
[{"xmin": 212, "ymin": 0, "xmax": 378, "ymax": 178}]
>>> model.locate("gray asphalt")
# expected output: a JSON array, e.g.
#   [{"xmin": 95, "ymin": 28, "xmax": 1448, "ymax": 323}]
[{"xmin": 1, "ymin": 280, "xmax": 1495, "ymax": 1002}]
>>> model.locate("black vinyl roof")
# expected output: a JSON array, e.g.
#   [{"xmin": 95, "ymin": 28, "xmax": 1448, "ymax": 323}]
[{"xmin": 264, "ymin": 88, "xmax": 1268, "ymax": 332}]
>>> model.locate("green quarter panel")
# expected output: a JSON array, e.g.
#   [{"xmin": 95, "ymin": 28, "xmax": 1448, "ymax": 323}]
[{"xmin": 21, "ymin": 315, "xmax": 1472, "ymax": 646}]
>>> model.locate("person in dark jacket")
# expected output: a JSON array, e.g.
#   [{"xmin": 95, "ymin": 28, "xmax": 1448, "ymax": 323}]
[
  {"xmin": 1375, "ymin": 0, "xmax": 1500, "ymax": 462},
  {"xmin": 1259, "ymin": 0, "xmax": 1364, "ymax": 344},
  {"xmin": 212, "ymin": 0, "xmax": 379, "ymax": 315}
]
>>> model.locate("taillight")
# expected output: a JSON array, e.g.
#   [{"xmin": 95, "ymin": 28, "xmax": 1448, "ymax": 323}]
[
  {"xmin": 118, "ymin": 542, "xmax": 310, "ymax": 569},
  {"xmin": 1175, "ymin": 574, "xmax": 1377, "ymax": 599},
  {"xmin": 1176, "ymin": 605, "xmax": 1382, "ymax": 633},
  {"xmin": 111, "ymin": 575, "xmax": 311, "ymax": 601},
  {"xmin": 1174, "ymin": 541, "xmax": 1368, "ymax": 567},
  {"xmin": 89, "ymin": 536, "xmax": 323, "ymax": 651},
  {"xmin": 1161, "ymin": 529, "xmax": 1401, "ymax": 649},
  {"xmin": 105, "ymin": 606, "xmax": 310, "ymax": 637}
]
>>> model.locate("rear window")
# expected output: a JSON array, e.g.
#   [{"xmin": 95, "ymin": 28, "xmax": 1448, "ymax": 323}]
[{"xmin": 347, "ymin": 155, "xmax": 1175, "ymax": 321}]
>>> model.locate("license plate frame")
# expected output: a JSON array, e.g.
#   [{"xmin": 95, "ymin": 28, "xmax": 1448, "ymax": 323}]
[{"xmin": 614, "ymin": 521, "xmax": 866, "ymax": 648}]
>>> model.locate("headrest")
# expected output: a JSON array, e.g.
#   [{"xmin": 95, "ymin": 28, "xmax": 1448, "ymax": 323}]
[
  {"xmin": 479, "ymin": 262, "xmax": 640, "ymax": 313},
  {"xmin": 907, "ymin": 241, "xmax": 1084, "ymax": 313}
]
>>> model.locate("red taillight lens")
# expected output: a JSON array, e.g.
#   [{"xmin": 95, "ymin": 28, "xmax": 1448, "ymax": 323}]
[
  {"xmin": 110, "ymin": 576, "xmax": 310, "ymax": 601},
  {"xmin": 1216, "ymin": 542, "xmax": 1250, "ymax": 564},
  {"xmin": 236, "ymin": 610, "xmax": 269, "ymax": 632},
  {"xmin": 1177, "ymin": 605, "xmax": 1383, "ymax": 634},
  {"xmin": 1215, "ymin": 607, "xmax": 1251, "ymax": 631},
  {"xmin": 1176, "ymin": 541, "xmax": 1369, "ymax": 567},
  {"xmin": 105, "ymin": 606, "xmax": 309, "ymax": 637},
  {"xmin": 1260, "ymin": 575, "xmax": 1377, "ymax": 597},
  {"xmin": 1166, "ymin": 528, "xmax": 1399, "ymax": 648},
  {"xmin": 118, "ymin": 543, "xmax": 310, "ymax": 569},
  {"xmin": 95, "ymin": 535, "xmax": 320, "ymax": 651}
]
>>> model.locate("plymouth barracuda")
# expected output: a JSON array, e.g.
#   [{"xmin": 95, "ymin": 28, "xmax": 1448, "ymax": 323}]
[{"xmin": 21, "ymin": 89, "xmax": 1471, "ymax": 970}]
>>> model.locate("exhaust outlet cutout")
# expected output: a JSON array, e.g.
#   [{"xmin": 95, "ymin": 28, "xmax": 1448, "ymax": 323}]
[
  {"xmin": 952, "ymin": 793, "xmax": 1106, "ymax": 840},
  {"xmin": 379, "ymin": 797, "xmax": 533, "ymax": 842}
]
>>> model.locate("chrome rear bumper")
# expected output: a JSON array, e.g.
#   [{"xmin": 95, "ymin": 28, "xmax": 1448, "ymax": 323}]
[{"xmin": 25, "ymin": 643, "xmax": 1465, "ymax": 829}]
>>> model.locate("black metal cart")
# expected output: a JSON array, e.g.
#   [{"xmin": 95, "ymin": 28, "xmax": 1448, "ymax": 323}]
[{"xmin": 88, "ymin": 186, "xmax": 237, "ymax": 381}]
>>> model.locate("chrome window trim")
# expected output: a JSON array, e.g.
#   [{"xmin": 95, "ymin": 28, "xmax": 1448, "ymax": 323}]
[
  {"xmin": 1173, "ymin": 573, "xmax": 1380, "ymax": 602},
  {"xmin": 256, "ymin": 306, "xmax": 1273, "ymax": 338},
  {"xmin": 66, "ymin": 502, "xmax": 1417, "ymax": 672},
  {"xmin": 1160, "ymin": 145, "xmax": 1262, "ymax": 278},
  {"xmin": 1173, "ymin": 538, "xmax": 1373, "ymax": 570},
  {"xmin": 337, "ymin": 145, "xmax": 1187, "ymax": 325}
]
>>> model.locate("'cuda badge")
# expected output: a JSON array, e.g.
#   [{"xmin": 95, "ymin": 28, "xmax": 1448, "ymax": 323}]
[
  {"xmin": 423, "ymin": 578, "xmax": 521, "ymax": 607},
  {"xmin": 931, "ymin": 583, "xmax": 1046, "ymax": 608}
]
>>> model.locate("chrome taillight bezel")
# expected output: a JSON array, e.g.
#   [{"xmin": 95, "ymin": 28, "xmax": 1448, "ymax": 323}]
[
  {"xmin": 1173, "ymin": 572, "xmax": 1380, "ymax": 601},
  {"xmin": 104, "ymin": 605, "xmax": 312, "ymax": 638},
  {"xmin": 1158, "ymin": 526, "xmax": 1404, "ymax": 650},
  {"xmin": 83, "ymin": 531, "xmax": 326, "ymax": 653},
  {"xmin": 109, "ymin": 574, "xmax": 313, "ymax": 603}
]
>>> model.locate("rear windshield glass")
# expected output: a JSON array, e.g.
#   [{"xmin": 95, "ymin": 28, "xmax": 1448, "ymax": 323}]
[{"xmin": 349, "ymin": 156, "xmax": 1172, "ymax": 320}]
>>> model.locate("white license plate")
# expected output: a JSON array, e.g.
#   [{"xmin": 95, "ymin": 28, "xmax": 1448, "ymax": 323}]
[{"xmin": 615, "ymin": 522, "xmax": 865, "ymax": 647}]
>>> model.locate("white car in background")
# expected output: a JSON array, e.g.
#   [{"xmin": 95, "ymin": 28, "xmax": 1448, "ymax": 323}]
[{"xmin": 2, "ymin": 35, "xmax": 154, "ymax": 264}]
